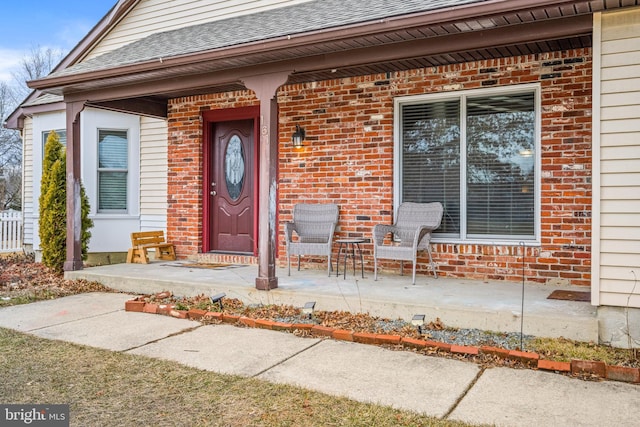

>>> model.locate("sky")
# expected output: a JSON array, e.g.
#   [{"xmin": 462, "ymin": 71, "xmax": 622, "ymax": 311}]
[{"xmin": 0, "ymin": 0, "xmax": 116, "ymax": 84}]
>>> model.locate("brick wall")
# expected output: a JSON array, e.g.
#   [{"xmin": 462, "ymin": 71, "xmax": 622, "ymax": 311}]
[
  {"xmin": 167, "ymin": 92, "xmax": 259, "ymax": 256},
  {"xmin": 167, "ymin": 48, "xmax": 592, "ymax": 286}
]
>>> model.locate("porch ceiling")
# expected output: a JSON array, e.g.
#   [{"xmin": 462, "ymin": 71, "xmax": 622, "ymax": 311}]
[{"xmin": 27, "ymin": 0, "xmax": 640, "ymax": 113}]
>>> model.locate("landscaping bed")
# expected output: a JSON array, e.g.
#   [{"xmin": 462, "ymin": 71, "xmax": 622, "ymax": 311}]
[
  {"xmin": 2, "ymin": 254, "xmax": 639, "ymax": 383},
  {"xmin": 128, "ymin": 290, "xmax": 640, "ymax": 384}
]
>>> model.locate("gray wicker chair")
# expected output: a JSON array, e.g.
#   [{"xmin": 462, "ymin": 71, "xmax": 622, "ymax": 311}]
[
  {"xmin": 285, "ymin": 203, "xmax": 339, "ymax": 276},
  {"xmin": 373, "ymin": 202, "xmax": 443, "ymax": 284}
]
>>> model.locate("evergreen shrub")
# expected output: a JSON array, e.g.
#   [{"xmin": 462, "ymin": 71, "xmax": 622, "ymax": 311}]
[{"xmin": 39, "ymin": 131, "xmax": 93, "ymax": 272}]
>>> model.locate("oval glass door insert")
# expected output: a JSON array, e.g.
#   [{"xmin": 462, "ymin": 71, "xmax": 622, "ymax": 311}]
[{"xmin": 225, "ymin": 134, "xmax": 245, "ymax": 201}]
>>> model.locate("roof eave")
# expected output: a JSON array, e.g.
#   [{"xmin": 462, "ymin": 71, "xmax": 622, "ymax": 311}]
[
  {"xmin": 28, "ymin": 0, "xmax": 594, "ymax": 93},
  {"xmin": 5, "ymin": 101, "xmax": 67, "ymax": 130},
  {"xmin": 4, "ymin": 107, "xmax": 24, "ymax": 130}
]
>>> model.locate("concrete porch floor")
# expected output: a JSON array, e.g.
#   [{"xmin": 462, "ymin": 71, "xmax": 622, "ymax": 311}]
[{"xmin": 65, "ymin": 261, "xmax": 598, "ymax": 343}]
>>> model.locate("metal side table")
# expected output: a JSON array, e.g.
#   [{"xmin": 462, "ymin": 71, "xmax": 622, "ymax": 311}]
[{"xmin": 335, "ymin": 238, "xmax": 365, "ymax": 279}]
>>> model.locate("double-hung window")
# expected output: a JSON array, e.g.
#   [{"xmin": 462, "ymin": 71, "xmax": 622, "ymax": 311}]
[
  {"xmin": 396, "ymin": 85, "xmax": 539, "ymax": 243},
  {"xmin": 97, "ymin": 129, "xmax": 128, "ymax": 213}
]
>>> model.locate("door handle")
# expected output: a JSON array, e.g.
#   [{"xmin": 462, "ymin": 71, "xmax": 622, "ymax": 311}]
[{"xmin": 210, "ymin": 190, "xmax": 217, "ymax": 196}]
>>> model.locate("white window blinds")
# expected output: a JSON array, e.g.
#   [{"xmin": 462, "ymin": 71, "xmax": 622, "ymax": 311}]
[
  {"xmin": 97, "ymin": 129, "xmax": 128, "ymax": 212},
  {"xmin": 400, "ymin": 89, "xmax": 537, "ymax": 241}
]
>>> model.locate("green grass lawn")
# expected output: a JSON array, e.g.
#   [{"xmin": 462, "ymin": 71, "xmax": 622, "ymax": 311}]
[{"xmin": 0, "ymin": 328, "xmax": 479, "ymax": 427}]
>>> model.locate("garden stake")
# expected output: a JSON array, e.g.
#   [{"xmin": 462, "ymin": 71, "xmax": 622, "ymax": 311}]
[{"xmin": 520, "ymin": 241, "xmax": 525, "ymax": 350}]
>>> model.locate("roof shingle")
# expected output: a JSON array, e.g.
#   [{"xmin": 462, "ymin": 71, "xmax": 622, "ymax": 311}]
[{"xmin": 50, "ymin": 0, "xmax": 484, "ymax": 78}]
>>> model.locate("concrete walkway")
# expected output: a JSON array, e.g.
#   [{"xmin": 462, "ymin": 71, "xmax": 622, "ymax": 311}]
[{"xmin": 1, "ymin": 292, "xmax": 639, "ymax": 426}]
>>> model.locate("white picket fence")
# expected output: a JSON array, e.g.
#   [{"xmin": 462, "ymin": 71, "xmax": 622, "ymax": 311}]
[{"xmin": 0, "ymin": 210, "xmax": 23, "ymax": 253}]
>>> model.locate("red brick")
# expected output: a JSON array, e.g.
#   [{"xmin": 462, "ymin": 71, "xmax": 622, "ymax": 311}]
[
  {"xmin": 311, "ymin": 325, "xmax": 335, "ymax": 337},
  {"xmin": 169, "ymin": 309, "xmax": 188, "ymax": 319},
  {"xmin": 188, "ymin": 308, "xmax": 207, "ymax": 320},
  {"xmin": 376, "ymin": 334, "xmax": 402, "ymax": 345},
  {"xmin": 167, "ymin": 51, "xmax": 594, "ymax": 288},
  {"xmin": 255, "ymin": 319, "xmax": 275, "ymax": 330},
  {"xmin": 291, "ymin": 323, "xmax": 314, "ymax": 331},
  {"xmin": 272, "ymin": 322, "xmax": 293, "ymax": 331},
  {"xmin": 401, "ymin": 337, "xmax": 427, "ymax": 349},
  {"xmin": 424, "ymin": 340, "xmax": 452, "ymax": 353},
  {"xmin": 606, "ymin": 365, "xmax": 640, "ymax": 383},
  {"xmin": 222, "ymin": 314, "xmax": 241, "ymax": 324},
  {"xmin": 143, "ymin": 303, "xmax": 158, "ymax": 314},
  {"xmin": 332, "ymin": 329, "xmax": 354, "ymax": 341},
  {"xmin": 157, "ymin": 304, "xmax": 173, "ymax": 315},
  {"xmin": 571, "ymin": 360, "xmax": 607, "ymax": 377},
  {"xmin": 204, "ymin": 311, "xmax": 223, "ymax": 321},
  {"xmin": 239, "ymin": 316, "xmax": 256, "ymax": 327},
  {"xmin": 451, "ymin": 345, "xmax": 479, "ymax": 355},
  {"xmin": 508, "ymin": 350, "xmax": 540, "ymax": 365},
  {"xmin": 538, "ymin": 359, "xmax": 571, "ymax": 372},
  {"xmin": 353, "ymin": 332, "xmax": 378, "ymax": 345},
  {"xmin": 480, "ymin": 346, "xmax": 511, "ymax": 358},
  {"xmin": 125, "ymin": 300, "xmax": 145, "ymax": 312}
]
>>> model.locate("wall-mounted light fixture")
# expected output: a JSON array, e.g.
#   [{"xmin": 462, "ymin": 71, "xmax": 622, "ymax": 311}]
[{"xmin": 292, "ymin": 125, "xmax": 306, "ymax": 148}]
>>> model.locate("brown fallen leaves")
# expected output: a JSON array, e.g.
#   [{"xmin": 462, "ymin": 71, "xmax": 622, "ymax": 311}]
[{"xmin": 0, "ymin": 253, "xmax": 117, "ymax": 306}]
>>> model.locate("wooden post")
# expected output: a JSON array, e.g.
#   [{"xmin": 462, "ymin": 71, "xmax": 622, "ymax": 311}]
[
  {"xmin": 63, "ymin": 101, "xmax": 85, "ymax": 271},
  {"xmin": 243, "ymin": 72, "xmax": 290, "ymax": 290}
]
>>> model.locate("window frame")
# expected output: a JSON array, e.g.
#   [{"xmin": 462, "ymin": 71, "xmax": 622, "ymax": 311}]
[
  {"xmin": 96, "ymin": 128, "xmax": 129, "ymax": 214},
  {"xmin": 393, "ymin": 83, "xmax": 541, "ymax": 245},
  {"xmin": 41, "ymin": 129, "xmax": 67, "ymax": 161}
]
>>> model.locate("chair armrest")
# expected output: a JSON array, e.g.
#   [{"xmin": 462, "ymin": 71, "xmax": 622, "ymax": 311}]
[
  {"xmin": 388, "ymin": 225, "xmax": 436, "ymax": 248},
  {"xmin": 412, "ymin": 225, "xmax": 437, "ymax": 249},
  {"xmin": 373, "ymin": 224, "xmax": 396, "ymax": 245},
  {"xmin": 284, "ymin": 222, "xmax": 296, "ymax": 243}
]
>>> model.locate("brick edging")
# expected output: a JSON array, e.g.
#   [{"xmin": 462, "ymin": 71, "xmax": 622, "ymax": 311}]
[{"xmin": 125, "ymin": 296, "xmax": 640, "ymax": 384}]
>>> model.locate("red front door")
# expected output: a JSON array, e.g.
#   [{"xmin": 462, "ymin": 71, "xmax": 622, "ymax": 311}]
[{"xmin": 210, "ymin": 119, "xmax": 255, "ymax": 253}]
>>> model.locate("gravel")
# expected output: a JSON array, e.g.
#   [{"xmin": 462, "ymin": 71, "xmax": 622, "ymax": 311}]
[
  {"xmin": 423, "ymin": 328, "xmax": 533, "ymax": 350},
  {"xmin": 273, "ymin": 314, "xmax": 533, "ymax": 350}
]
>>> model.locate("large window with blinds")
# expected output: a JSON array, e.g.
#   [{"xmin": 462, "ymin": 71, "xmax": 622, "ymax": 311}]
[
  {"xmin": 396, "ymin": 86, "xmax": 539, "ymax": 242},
  {"xmin": 97, "ymin": 129, "xmax": 128, "ymax": 212}
]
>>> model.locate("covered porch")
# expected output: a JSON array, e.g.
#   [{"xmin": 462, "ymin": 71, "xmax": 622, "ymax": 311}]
[
  {"xmin": 27, "ymin": 0, "xmax": 617, "ymax": 293},
  {"xmin": 65, "ymin": 261, "xmax": 598, "ymax": 343}
]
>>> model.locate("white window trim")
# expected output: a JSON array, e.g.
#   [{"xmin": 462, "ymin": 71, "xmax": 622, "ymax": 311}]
[
  {"xmin": 97, "ymin": 128, "xmax": 129, "ymax": 214},
  {"xmin": 81, "ymin": 107, "xmax": 140, "ymax": 219},
  {"xmin": 41, "ymin": 129, "xmax": 67, "ymax": 161},
  {"xmin": 393, "ymin": 83, "xmax": 542, "ymax": 246}
]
